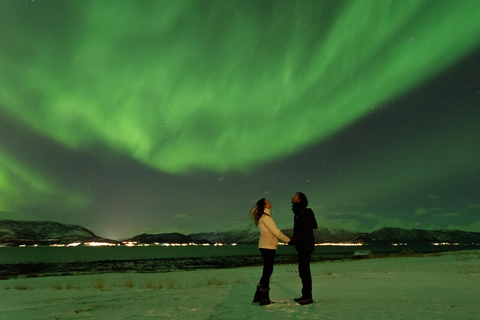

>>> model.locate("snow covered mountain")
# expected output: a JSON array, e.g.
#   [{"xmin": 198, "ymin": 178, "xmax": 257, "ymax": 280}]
[
  {"xmin": 125, "ymin": 232, "xmax": 210, "ymax": 244},
  {"xmin": 355, "ymin": 227, "xmax": 480, "ymax": 244},
  {"xmin": 133, "ymin": 228, "xmax": 480, "ymax": 245},
  {"xmin": 1, "ymin": 220, "xmax": 479, "ymax": 246},
  {"xmin": 189, "ymin": 230, "xmax": 259, "ymax": 245},
  {"xmin": 0, "ymin": 220, "xmax": 118, "ymax": 246}
]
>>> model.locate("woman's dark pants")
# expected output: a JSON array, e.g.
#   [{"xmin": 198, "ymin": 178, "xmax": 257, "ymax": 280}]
[{"xmin": 259, "ymin": 248, "xmax": 276, "ymax": 288}]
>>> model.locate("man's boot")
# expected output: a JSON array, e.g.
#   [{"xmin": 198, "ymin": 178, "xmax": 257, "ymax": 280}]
[{"xmin": 252, "ymin": 284, "xmax": 261, "ymax": 303}]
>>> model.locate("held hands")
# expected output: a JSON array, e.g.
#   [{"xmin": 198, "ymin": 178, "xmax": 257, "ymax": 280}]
[{"xmin": 288, "ymin": 238, "xmax": 296, "ymax": 246}]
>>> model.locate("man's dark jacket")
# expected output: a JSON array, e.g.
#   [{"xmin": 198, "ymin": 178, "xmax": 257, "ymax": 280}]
[{"xmin": 291, "ymin": 204, "xmax": 318, "ymax": 252}]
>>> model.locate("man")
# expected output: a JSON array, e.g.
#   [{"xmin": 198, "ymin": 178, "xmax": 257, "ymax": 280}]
[{"xmin": 289, "ymin": 192, "xmax": 318, "ymax": 305}]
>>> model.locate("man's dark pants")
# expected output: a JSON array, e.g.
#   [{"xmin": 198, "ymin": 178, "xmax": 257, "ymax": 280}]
[{"xmin": 298, "ymin": 250, "xmax": 313, "ymax": 298}]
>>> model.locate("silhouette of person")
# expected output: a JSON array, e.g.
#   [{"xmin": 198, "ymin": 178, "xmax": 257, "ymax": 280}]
[{"xmin": 289, "ymin": 192, "xmax": 318, "ymax": 305}]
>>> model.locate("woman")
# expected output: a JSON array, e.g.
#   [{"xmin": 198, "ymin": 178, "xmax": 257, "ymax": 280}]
[{"xmin": 251, "ymin": 198, "xmax": 291, "ymax": 305}]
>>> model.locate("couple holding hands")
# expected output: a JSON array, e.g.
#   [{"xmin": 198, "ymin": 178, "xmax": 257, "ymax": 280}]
[{"xmin": 251, "ymin": 192, "xmax": 318, "ymax": 306}]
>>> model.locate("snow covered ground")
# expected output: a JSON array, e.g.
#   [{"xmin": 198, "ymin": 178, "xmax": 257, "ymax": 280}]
[{"xmin": 1, "ymin": 250, "xmax": 478, "ymax": 319}]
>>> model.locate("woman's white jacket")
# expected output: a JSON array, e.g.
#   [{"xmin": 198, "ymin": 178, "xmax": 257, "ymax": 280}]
[{"xmin": 258, "ymin": 208, "xmax": 290, "ymax": 249}]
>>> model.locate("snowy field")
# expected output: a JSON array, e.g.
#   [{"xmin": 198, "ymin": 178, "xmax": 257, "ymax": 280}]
[{"xmin": 1, "ymin": 250, "xmax": 479, "ymax": 320}]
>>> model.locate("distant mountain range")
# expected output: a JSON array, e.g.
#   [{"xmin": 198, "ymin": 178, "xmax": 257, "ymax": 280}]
[
  {"xmin": 1, "ymin": 219, "xmax": 480, "ymax": 247},
  {"xmin": 356, "ymin": 227, "xmax": 480, "ymax": 245},
  {"xmin": 0, "ymin": 220, "xmax": 120, "ymax": 246}
]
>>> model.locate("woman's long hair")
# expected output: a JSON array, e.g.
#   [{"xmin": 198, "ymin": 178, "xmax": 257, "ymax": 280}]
[{"xmin": 251, "ymin": 198, "xmax": 266, "ymax": 226}]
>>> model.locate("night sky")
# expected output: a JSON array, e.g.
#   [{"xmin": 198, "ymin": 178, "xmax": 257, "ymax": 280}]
[{"xmin": 1, "ymin": 0, "xmax": 479, "ymax": 240}]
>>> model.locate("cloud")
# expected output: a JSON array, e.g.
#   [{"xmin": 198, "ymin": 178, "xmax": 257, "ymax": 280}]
[
  {"xmin": 216, "ymin": 220, "xmax": 253, "ymax": 232},
  {"xmin": 415, "ymin": 206, "xmax": 459, "ymax": 216},
  {"xmin": 415, "ymin": 207, "xmax": 429, "ymax": 215},
  {"xmin": 466, "ymin": 204, "xmax": 480, "ymax": 210},
  {"xmin": 344, "ymin": 211, "xmax": 362, "ymax": 217},
  {"xmin": 447, "ymin": 221, "xmax": 480, "ymax": 232},
  {"xmin": 434, "ymin": 212, "xmax": 461, "ymax": 218},
  {"xmin": 362, "ymin": 212, "xmax": 377, "ymax": 220},
  {"xmin": 174, "ymin": 213, "xmax": 189, "ymax": 219}
]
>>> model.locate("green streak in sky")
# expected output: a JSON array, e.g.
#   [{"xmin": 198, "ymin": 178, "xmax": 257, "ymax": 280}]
[
  {"xmin": 0, "ymin": 153, "xmax": 88, "ymax": 213},
  {"xmin": 1, "ymin": 0, "xmax": 480, "ymax": 173}
]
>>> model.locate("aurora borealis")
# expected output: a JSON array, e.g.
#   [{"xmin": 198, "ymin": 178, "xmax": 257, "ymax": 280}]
[{"xmin": 1, "ymin": 0, "xmax": 479, "ymax": 239}]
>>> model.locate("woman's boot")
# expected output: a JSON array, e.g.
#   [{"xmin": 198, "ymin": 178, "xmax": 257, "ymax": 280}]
[{"xmin": 259, "ymin": 287, "xmax": 271, "ymax": 306}]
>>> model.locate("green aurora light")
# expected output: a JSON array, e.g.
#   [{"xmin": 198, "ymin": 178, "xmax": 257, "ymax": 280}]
[
  {"xmin": 2, "ymin": 1, "xmax": 480, "ymax": 175},
  {"xmin": 0, "ymin": 152, "xmax": 88, "ymax": 212}
]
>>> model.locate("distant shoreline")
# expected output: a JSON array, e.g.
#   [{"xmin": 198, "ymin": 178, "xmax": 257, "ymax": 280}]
[{"xmin": 2, "ymin": 248, "xmax": 479, "ymax": 280}]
